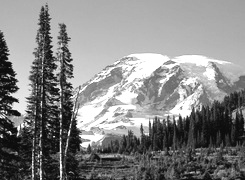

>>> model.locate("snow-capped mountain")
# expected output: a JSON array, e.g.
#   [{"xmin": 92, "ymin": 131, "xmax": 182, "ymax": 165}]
[{"xmin": 76, "ymin": 53, "xmax": 245, "ymax": 147}]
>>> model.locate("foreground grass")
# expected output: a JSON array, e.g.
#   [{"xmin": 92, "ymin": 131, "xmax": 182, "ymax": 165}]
[{"xmin": 76, "ymin": 147, "xmax": 245, "ymax": 180}]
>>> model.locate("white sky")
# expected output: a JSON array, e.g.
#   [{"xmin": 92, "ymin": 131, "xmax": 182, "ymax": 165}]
[{"xmin": 0, "ymin": 0, "xmax": 245, "ymax": 114}]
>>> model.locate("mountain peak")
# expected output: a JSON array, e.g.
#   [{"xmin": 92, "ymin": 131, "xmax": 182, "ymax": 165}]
[
  {"xmin": 77, "ymin": 53, "xmax": 245, "ymax": 147},
  {"xmin": 126, "ymin": 54, "xmax": 231, "ymax": 66},
  {"xmin": 127, "ymin": 53, "xmax": 169, "ymax": 61},
  {"xmin": 173, "ymin": 55, "xmax": 232, "ymax": 66}
]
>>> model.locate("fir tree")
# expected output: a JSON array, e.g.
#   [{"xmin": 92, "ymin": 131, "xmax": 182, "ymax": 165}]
[
  {"xmin": 162, "ymin": 119, "xmax": 168, "ymax": 151},
  {"xmin": 172, "ymin": 117, "xmax": 177, "ymax": 151},
  {"xmin": 0, "ymin": 30, "xmax": 20, "ymax": 179},
  {"xmin": 140, "ymin": 123, "xmax": 146, "ymax": 153},
  {"xmin": 201, "ymin": 107, "xmax": 208, "ymax": 147},
  {"xmin": 87, "ymin": 144, "xmax": 92, "ymax": 154},
  {"xmin": 187, "ymin": 110, "xmax": 196, "ymax": 149},
  {"xmin": 56, "ymin": 23, "xmax": 81, "ymax": 179},
  {"xmin": 119, "ymin": 135, "xmax": 127, "ymax": 154},
  {"xmin": 18, "ymin": 123, "xmax": 33, "ymax": 178},
  {"xmin": 24, "ymin": 5, "xmax": 59, "ymax": 179},
  {"xmin": 177, "ymin": 115, "xmax": 184, "ymax": 147}
]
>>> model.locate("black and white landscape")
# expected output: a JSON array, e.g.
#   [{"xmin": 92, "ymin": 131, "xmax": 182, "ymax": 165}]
[{"xmin": 1, "ymin": 1, "xmax": 245, "ymax": 180}]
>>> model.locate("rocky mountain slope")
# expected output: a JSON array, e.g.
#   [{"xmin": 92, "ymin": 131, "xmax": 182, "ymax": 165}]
[{"xmin": 76, "ymin": 53, "xmax": 245, "ymax": 147}]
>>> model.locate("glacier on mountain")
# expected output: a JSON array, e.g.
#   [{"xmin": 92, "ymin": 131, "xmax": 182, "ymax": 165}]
[{"xmin": 76, "ymin": 53, "xmax": 245, "ymax": 147}]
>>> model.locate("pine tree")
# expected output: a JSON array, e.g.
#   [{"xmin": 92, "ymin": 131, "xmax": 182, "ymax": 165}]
[
  {"xmin": 126, "ymin": 130, "xmax": 134, "ymax": 153},
  {"xmin": 0, "ymin": 30, "xmax": 21, "ymax": 179},
  {"xmin": 162, "ymin": 119, "xmax": 168, "ymax": 151},
  {"xmin": 177, "ymin": 115, "xmax": 184, "ymax": 147},
  {"xmin": 40, "ymin": 4, "xmax": 60, "ymax": 179},
  {"xmin": 24, "ymin": 5, "xmax": 60, "ymax": 179},
  {"xmin": 119, "ymin": 135, "xmax": 127, "ymax": 154},
  {"xmin": 140, "ymin": 123, "xmax": 146, "ymax": 153},
  {"xmin": 56, "ymin": 23, "xmax": 81, "ymax": 179},
  {"xmin": 216, "ymin": 131, "xmax": 222, "ymax": 147},
  {"xmin": 153, "ymin": 134, "xmax": 157, "ymax": 151},
  {"xmin": 87, "ymin": 144, "xmax": 92, "ymax": 154},
  {"xmin": 239, "ymin": 109, "xmax": 244, "ymax": 137},
  {"xmin": 236, "ymin": 110, "xmax": 244, "ymax": 136},
  {"xmin": 172, "ymin": 117, "xmax": 177, "ymax": 151},
  {"xmin": 201, "ymin": 109, "xmax": 208, "ymax": 147},
  {"xmin": 187, "ymin": 110, "xmax": 196, "ymax": 149},
  {"xmin": 155, "ymin": 117, "xmax": 163, "ymax": 150},
  {"xmin": 148, "ymin": 120, "xmax": 152, "ymax": 149},
  {"xmin": 231, "ymin": 123, "xmax": 236, "ymax": 146},
  {"xmin": 18, "ymin": 123, "xmax": 33, "ymax": 178}
]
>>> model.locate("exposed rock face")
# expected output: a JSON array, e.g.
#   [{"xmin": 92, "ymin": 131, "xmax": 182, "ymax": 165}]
[{"xmin": 76, "ymin": 53, "xmax": 245, "ymax": 147}]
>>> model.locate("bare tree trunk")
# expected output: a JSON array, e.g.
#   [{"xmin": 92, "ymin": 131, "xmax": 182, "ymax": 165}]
[
  {"xmin": 39, "ymin": 39, "xmax": 45, "ymax": 180},
  {"xmin": 32, "ymin": 80, "xmax": 40, "ymax": 180},
  {"xmin": 31, "ymin": 110, "xmax": 37, "ymax": 180},
  {"xmin": 63, "ymin": 86, "xmax": 81, "ymax": 176},
  {"xmin": 59, "ymin": 52, "xmax": 64, "ymax": 180},
  {"xmin": 59, "ymin": 103, "xmax": 64, "ymax": 180},
  {"xmin": 39, "ymin": 114, "xmax": 44, "ymax": 180}
]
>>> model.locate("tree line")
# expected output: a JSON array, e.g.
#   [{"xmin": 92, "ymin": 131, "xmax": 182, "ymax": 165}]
[
  {"xmin": 102, "ymin": 89, "xmax": 245, "ymax": 154},
  {"xmin": 0, "ymin": 4, "xmax": 81, "ymax": 180}
]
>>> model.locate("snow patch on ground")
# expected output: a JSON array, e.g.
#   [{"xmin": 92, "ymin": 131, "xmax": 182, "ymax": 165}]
[
  {"xmin": 80, "ymin": 117, "xmax": 151, "ymax": 148},
  {"xmin": 203, "ymin": 64, "xmax": 216, "ymax": 80},
  {"xmin": 116, "ymin": 91, "xmax": 138, "ymax": 104},
  {"xmin": 81, "ymin": 134, "xmax": 104, "ymax": 148},
  {"xmin": 171, "ymin": 84, "xmax": 204, "ymax": 116}
]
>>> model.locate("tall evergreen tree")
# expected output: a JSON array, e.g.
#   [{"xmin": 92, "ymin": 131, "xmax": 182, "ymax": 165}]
[
  {"xmin": 172, "ymin": 117, "xmax": 177, "ymax": 151},
  {"xmin": 24, "ymin": 4, "xmax": 60, "ymax": 179},
  {"xmin": 140, "ymin": 123, "xmax": 146, "ymax": 152},
  {"xmin": 0, "ymin": 30, "xmax": 20, "ymax": 179},
  {"xmin": 56, "ymin": 23, "xmax": 81, "ymax": 179},
  {"xmin": 201, "ymin": 107, "xmax": 208, "ymax": 147},
  {"xmin": 18, "ymin": 122, "xmax": 33, "ymax": 179},
  {"xmin": 177, "ymin": 115, "xmax": 184, "ymax": 147},
  {"xmin": 239, "ymin": 109, "xmax": 244, "ymax": 137},
  {"xmin": 187, "ymin": 109, "xmax": 196, "ymax": 149}
]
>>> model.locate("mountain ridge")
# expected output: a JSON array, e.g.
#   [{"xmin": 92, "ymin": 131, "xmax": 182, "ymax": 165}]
[{"xmin": 76, "ymin": 53, "xmax": 245, "ymax": 147}]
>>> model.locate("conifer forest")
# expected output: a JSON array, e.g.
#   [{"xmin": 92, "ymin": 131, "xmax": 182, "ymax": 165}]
[{"xmin": 1, "ymin": 4, "xmax": 245, "ymax": 180}]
